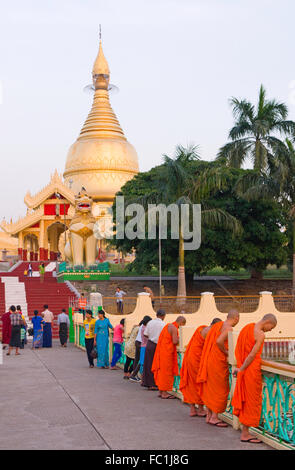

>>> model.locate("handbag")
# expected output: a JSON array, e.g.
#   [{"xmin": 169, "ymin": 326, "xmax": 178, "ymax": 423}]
[
  {"xmin": 28, "ymin": 328, "xmax": 34, "ymax": 336},
  {"xmin": 90, "ymin": 347, "xmax": 98, "ymax": 359}
]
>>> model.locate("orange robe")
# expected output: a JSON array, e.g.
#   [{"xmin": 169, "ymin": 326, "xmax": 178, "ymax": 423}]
[
  {"xmin": 232, "ymin": 323, "xmax": 264, "ymax": 427},
  {"xmin": 152, "ymin": 322, "xmax": 179, "ymax": 391},
  {"xmin": 197, "ymin": 321, "xmax": 229, "ymax": 414},
  {"xmin": 179, "ymin": 325, "xmax": 206, "ymax": 405}
]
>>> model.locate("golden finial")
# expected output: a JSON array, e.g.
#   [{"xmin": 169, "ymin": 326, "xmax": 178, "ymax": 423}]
[{"xmin": 92, "ymin": 25, "xmax": 110, "ymax": 79}]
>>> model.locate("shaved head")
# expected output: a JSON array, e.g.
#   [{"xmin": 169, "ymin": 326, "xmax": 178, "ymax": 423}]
[
  {"xmin": 227, "ymin": 309, "xmax": 240, "ymax": 327},
  {"xmin": 211, "ymin": 317, "xmax": 222, "ymax": 325},
  {"xmin": 227, "ymin": 309, "xmax": 239, "ymax": 320},
  {"xmin": 262, "ymin": 314, "xmax": 277, "ymax": 325},
  {"xmin": 176, "ymin": 316, "xmax": 186, "ymax": 326}
]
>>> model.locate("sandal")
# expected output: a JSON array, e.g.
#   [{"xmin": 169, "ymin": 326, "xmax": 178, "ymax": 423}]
[
  {"xmin": 241, "ymin": 438, "xmax": 262, "ymax": 444},
  {"xmin": 208, "ymin": 421, "xmax": 228, "ymax": 427},
  {"xmin": 161, "ymin": 394, "xmax": 176, "ymax": 399}
]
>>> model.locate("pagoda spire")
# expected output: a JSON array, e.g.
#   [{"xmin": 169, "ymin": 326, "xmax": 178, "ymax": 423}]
[
  {"xmin": 92, "ymin": 26, "xmax": 110, "ymax": 82},
  {"xmin": 77, "ymin": 34, "xmax": 125, "ymax": 141},
  {"xmin": 63, "ymin": 31, "xmax": 139, "ymax": 201}
]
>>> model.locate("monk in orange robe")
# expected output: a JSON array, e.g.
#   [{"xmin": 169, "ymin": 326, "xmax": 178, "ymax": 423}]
[
  {"xmin": 179, "ymin": 318, "xmax": 221, "ymax": 417},
  {"xmin": 152, "ymin": 316, "xmax": 186, "ymax": 399},
  {"xmin": 197, "ymin": 310, "xmax": 240, "ymax": 427},
  {"xmin": 232, "ymin": 314, "xmax": 277, "ymax": 444}
]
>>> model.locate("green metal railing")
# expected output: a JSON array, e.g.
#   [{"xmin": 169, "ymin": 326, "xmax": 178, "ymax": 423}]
[
  {"xmin": 173, "ymin": 352, "xmax": 182, "ymax": 393},
  {"xmin": 259, "ymin": 373, "xmax": 295, "ymax": 445}
]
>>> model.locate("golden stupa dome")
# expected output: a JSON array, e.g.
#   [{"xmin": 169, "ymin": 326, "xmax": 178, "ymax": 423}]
[{"xmin": 64, "ymin": 40, "xmax": 139, "ymax": 201}]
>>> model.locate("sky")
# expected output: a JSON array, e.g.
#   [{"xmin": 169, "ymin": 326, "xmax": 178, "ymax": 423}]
[{"xmin": 0, "ymin": 0, "xmax": 295, "ymax": 220}]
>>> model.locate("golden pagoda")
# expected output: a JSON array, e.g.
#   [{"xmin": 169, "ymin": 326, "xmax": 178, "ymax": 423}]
[
  {"xmin": 63, "ymin": 39, "xmax": 139, "ymax": 202},
  {"xmin": 1, "ymin": 36, "xmax": 139, "ymax": 263}
]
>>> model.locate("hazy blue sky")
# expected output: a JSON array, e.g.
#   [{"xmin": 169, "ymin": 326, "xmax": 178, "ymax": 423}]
[{"xmin": 1, "ymin": 0, "xmax": 295, "ymax": 220}]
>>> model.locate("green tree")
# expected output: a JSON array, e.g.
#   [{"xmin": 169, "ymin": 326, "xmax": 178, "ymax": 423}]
[
  {"xmin": 110, "ymin": 162, "xmax": 288, "ymax": 282},
  {"xmin": 111, "ymin": 152, "xmax": 242, "ymax": 295},
  {"xmin": 217, "ymin": 85, "xmax": 295, "ymax": 171}
]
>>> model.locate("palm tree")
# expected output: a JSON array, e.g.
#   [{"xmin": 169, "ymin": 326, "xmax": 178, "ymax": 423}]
[
  {"xmin": 274, "ymin": 139, "xmax": 295, "ymax": 293},
  {"xmin": 158, "ymin": 144, "xmax": 200, "ymax": 300},
  {"xmin": 233, "ymin": 137, "xmax": 295, "ymax": 284},
  {"xmin": 217, "ymin": 85, "xmax": 295, "ymax": 172},
  {"xmin": 156, "ymin": 146, "xmax": 242, "ymax": 300}
]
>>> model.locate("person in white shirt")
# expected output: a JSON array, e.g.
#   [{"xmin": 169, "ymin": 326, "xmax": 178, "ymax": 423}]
[
  {"xmin": 57, "ymin": 309, "xmax": 70, "ymax": 348},
  {"xmin": 142, "ymin": 309, "xmax": 166, "ymax": 390},
  {"xmin": 42, "ymin": 305, "xmax": 54, "ymax": 348},
  {"xmin": 115, "ymin": 287, "xmax": 126, "ymax": 313}
]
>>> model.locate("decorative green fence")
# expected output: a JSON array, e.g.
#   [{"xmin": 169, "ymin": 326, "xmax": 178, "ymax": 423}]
[
  {"xmin": 259, "ymin": 373, "xmax": 295, "ymax": 446},
  {"xmin": 173, "ymin": 352, "xmax": 182, "ymax": 393}
]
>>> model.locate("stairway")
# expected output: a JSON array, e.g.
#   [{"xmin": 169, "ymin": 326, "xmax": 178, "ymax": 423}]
[
  {"xmin": 1, "ymin": 277, "xmax": 30, "ymax": 324},
  {"xmin": 0, "ymin": 262, "xmax": 78, "ymax": 338}
]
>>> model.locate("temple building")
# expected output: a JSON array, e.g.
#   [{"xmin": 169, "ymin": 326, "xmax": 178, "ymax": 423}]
[{"xmin": 1, "ymin": 38, "xmax": 139, "ymax": 262}]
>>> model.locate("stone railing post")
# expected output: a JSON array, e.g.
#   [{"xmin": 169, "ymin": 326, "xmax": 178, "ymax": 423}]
[
  {"xmin": 258, "ymin": 291, "xmax": 277, "ymax": 314},
  {"xmin": 123, "ymin": 293, "xmax": 155, "ymax": 335},
  {"xmin": 228, "ymin": 329, "xmax": 240, "ymax": 430},
  {"xmin": 199, "ymin": 292, "xmax": 220, "ymax": 315}
]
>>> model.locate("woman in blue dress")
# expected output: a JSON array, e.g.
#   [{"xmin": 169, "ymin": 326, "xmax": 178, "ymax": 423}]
[
  {"xmin": 94, "ymin": 310, "xmax": 113, "ymax": 368},
  {"xmin": 31, "ymin": 310, "xmax": 44, "ymax": 349}
]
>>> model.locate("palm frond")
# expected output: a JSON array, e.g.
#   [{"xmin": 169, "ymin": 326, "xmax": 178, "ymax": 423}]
[{"xmin": 201, "ymin": 207, "xmax": 243, "ymax": 235}]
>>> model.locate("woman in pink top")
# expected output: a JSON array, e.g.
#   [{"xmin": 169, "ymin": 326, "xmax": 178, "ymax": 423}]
[{"xmin": 111, "ymin": 319, "xmax": 125, "ymax": 369}]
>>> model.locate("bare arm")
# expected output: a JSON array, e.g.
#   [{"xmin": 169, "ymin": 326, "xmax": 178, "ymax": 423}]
[
  {"xmin": 168, "ymin": 324, "xmax": 179, "ymax": 345},
  {"xmin": 216, "ymin": 327, "xmax": 231, "ymax": 356},
  {"xmin": 234, "ymin": 331, "xmax": 265, "ymax": 376}
]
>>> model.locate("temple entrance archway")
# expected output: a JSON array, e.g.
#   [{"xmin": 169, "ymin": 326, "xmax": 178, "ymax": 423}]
[
  {"xmin": 23, "ymin": 234, "xmax": 39, "ymax": 261},
  {"xmin": 47, "ymin": 222, "xmax": 67, "ymax": 261}
]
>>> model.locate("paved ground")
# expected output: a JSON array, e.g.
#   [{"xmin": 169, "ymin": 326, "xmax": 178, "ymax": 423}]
[{"xmin": 0, "ymin": 342, "xmax": 270, "ymax": 450}]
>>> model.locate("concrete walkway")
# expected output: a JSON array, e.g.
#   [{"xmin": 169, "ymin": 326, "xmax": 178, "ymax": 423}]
[{"xmin": 0, "ymin": 342, "xmax": 270, "ymax": 450}]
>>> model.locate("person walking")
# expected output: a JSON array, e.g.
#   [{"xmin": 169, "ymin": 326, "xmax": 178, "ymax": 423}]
[
  {"xmin": 6, "ymin": 306, "xmax": 23, "ymax": 356},
  {"xmin": 42, "ymin": 305, "xmax": 54, "ymax": 348},
  {"xmin": 94, "ymin": 310, "xmax": 113, "ymax": 368},
  {"xmin": 142, "ymin": 309, "xmax": 166, "ymax": 390},
  {"xmin": 28, "ymin": 263, "xmax": 33, "ymax": 277},
  {"xmin": 17, "ymin": 305, "xmax": 27, "ymax": 349},
  {"xmin": 129, "ymin": 316, "xmax": 152, "ymax": 382},
  {"xmin": 110, "ymin": 319, "xmax": 125, "ymax": 370},
  {"xmin": 83, "ymin": 310, "xmax": 97, "ymax": 368},
  {"xmin": 31, "ymin": 310, "xmax": 44, "ymax": 349},
  {"xmin": 115, "ymin": 287, "xmax": 126, "ymax": 314},
  {"xmin": 123, "ymin": 323, "xmax": 140, "ymax": 379},
  {"xmin": 39, "ymin": 263, "xmax": 45, "ymax": 283},
  {"xmin": 57, "ymin": 309, "xmax": 70, "ymax": 347}
]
